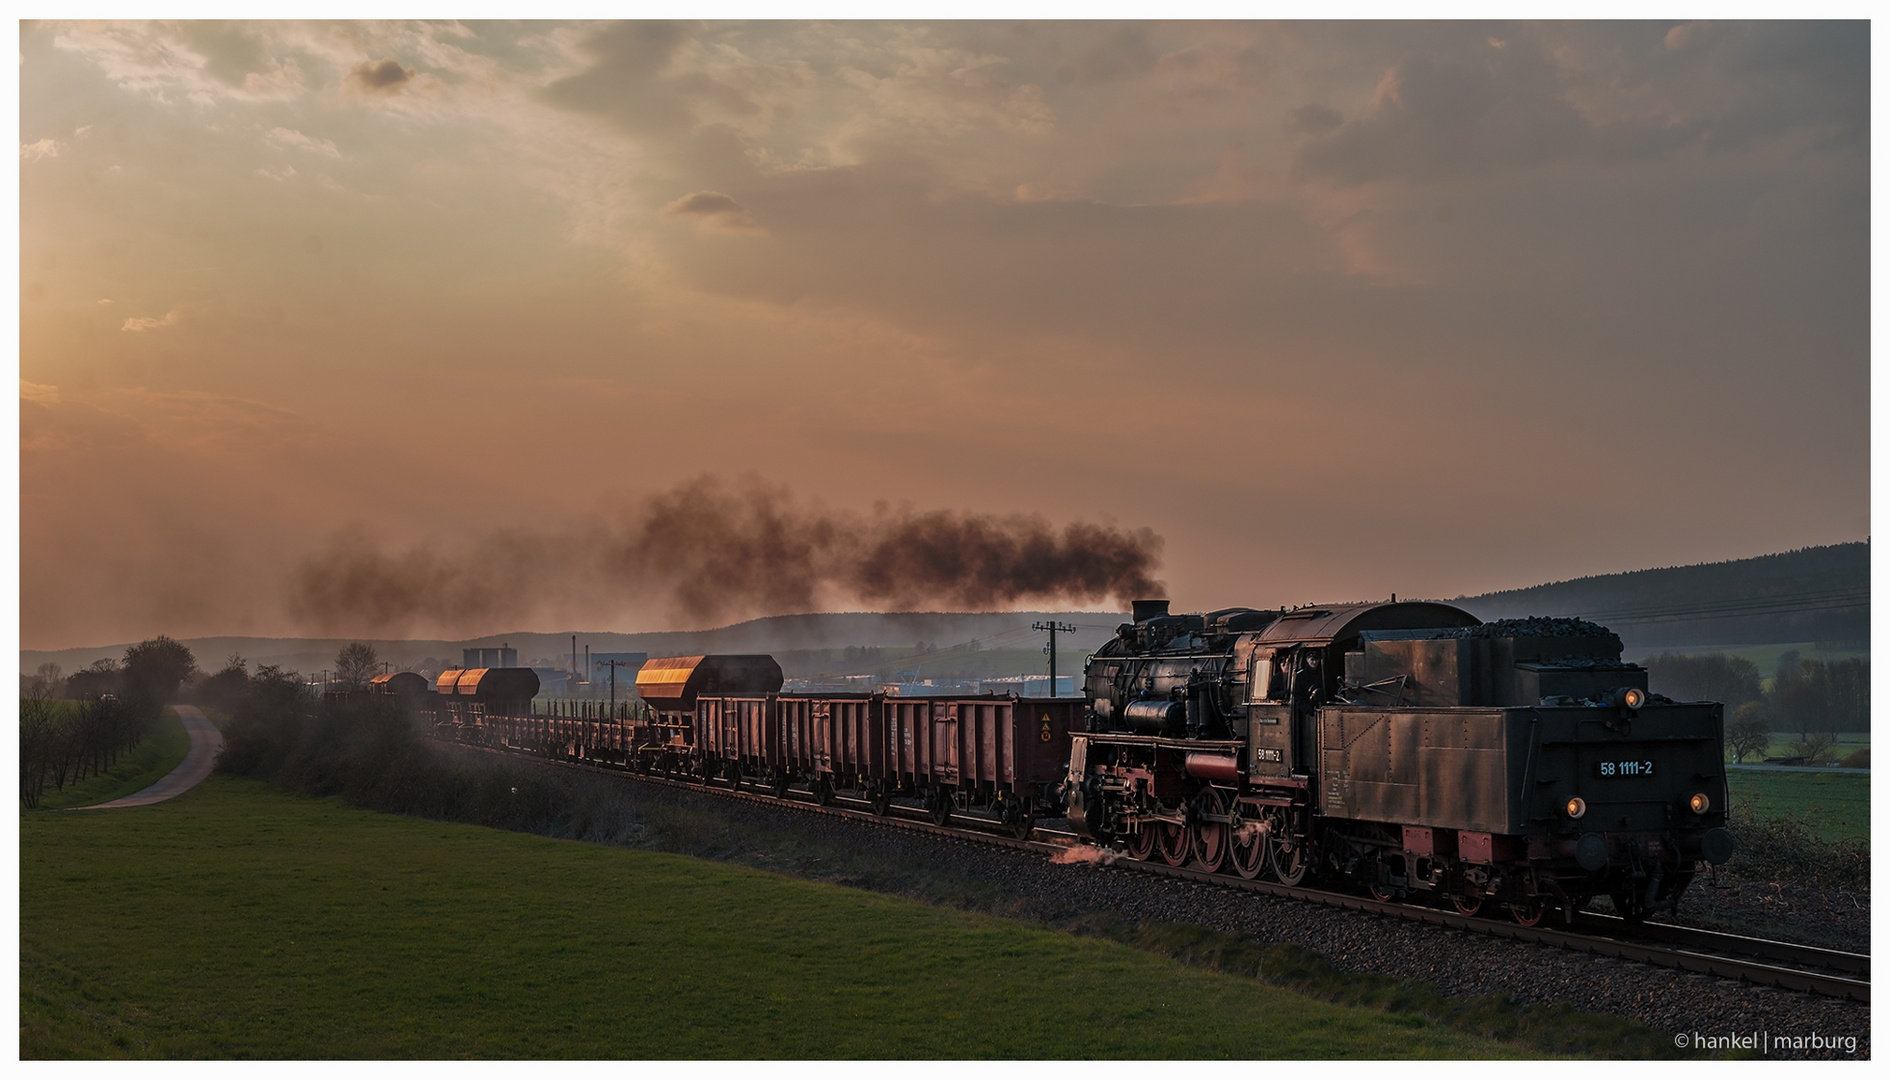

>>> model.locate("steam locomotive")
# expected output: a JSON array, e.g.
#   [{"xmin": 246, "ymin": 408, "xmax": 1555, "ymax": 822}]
[
  {"xmin": 419, "ymin": 598, "xmax": 1736, "ymax": 926},
  {"xmin": 1066, "ymin": 600, "xmax": 1737, "ymax": 924}
]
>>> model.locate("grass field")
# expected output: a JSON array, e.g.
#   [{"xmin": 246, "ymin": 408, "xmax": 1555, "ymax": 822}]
[
  {"xmin": 1734, "ymin": 732, "xmax": 1870, "ymax": 764},
  {"xmin": 1726, "ymin": 768, "xmax": 1871, "ymax": 847},
  {"xmin": 22, "ymin": 776, "xmax": 1531, "ymax": 1059},
  {"xmin": 33, "ymin": 708, "xmax": 190, "ymax": 811}
]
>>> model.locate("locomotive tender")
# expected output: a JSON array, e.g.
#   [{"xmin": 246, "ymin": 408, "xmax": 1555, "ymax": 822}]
[
  {"xmin": 420, "ymin": 598, "xmax": 1736, "ymax": 925},
  {"xmin": 1067, "ymin": 599, "xmax": 1737, "ymax": 924}
]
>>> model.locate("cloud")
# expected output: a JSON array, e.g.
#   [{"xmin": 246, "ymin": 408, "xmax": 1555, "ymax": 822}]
[
  {"xmin": 50, "ymin": 21, "xmax": 306, "ymax": 104},
  {"xmin": 1293, "ymin": 25, "xmax": 1867, "ymax": 187},
  {"xmin": 20, "ymin": 380, "xmax": 60, "ymax": 405},
  {"xmin": 347, "ymin": 58, "xmax": 414, "ymax": 95},
  {"xmin": 121, "ymin": 309, "xmax": 182, "ymax": 331},
  {"xmin": 265, "ymin": 126, "xmax": 340, "ymax": 157},
  {"xmin": 1286, "ymin": 103, "xmax": 1343, "ymax": 134},
  {"xmin": 21, "ymin": 138, "xmax": 62, "ymax": 160},
  {"xmin": 662, "ymin": 190, "xmax": 762, "ymax": 232},
  {"xmin": 18, "ymin": 21, "xmax": 1869, "ymax": 647},
  {"xmin": 1296, "ymin": 48, "xmax": 1602, "ymax": 185}
]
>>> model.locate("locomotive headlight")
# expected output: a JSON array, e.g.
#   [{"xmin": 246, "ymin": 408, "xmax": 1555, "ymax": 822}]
[
  {"xmin": 1614, "ymin": 686, "xmax": 1646, "ymax": 710},
  {"xmin": 1689, "ymin": 792, "xmax": 1711, "ymax": 814},
  {"xmin": 1566, "ymin": 796, "xmax": 1587, "ymax": 819}
]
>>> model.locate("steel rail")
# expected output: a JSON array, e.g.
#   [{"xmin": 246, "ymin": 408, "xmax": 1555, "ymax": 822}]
[{"xmin": 456, "ymin": 739, "xmax": 1870, "ymax": 1003}]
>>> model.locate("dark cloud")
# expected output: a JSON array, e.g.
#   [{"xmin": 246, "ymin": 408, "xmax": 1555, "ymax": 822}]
[
  {"xmin": 662, "ymin": 190, "xmax": 759, "ymax": 230},
  {"xmin": 348, "ymin": 58, "xmax": 414, "ymax": 95},
  {"xmin": 1297, "ymin": 46, "xmax": 1601, "ymax": 185},
  {"xmin": 1286, "ymin": 103, "xmax": 1343, "ymax": 134},
  {"xmin": 1296, "ymin": 24, "xmax": 1867, "ymax": 186},
  {"xmin": 288, "ymin": 475, "xmax": 1164, "ymax": 636},
  {"xmin": 1655, "ymin": 21, "xmax": 1868, "ymax": 152}
]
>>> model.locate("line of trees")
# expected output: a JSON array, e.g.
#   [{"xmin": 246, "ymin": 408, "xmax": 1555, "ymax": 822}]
[
  {"xmin": 19, "ymin": 636, "xmax": 199, "ymax": 808},
  {"xmin": 1643, "ymin": 650, "xmax": 1870, "ymax": 764}
]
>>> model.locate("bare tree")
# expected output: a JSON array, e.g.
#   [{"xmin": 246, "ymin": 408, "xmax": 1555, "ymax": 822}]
[
  {"xmin": 22, "ymin": 661, "xmax": 62, "ymax": 699},
  {"xmin": 335, "ymin": 642, "xmax": 380, "ymax": 691},
  {"xmin": 1727, "ymin": 702, "xmax": 1771, "ymax": 763},
  {"xmin": 18, "ymin": 681, "xmax": 62, "ymax": 808}
]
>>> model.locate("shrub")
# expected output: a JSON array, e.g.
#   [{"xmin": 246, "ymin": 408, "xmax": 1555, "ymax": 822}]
[
  {"xmin": 1722, "ymin": 808, "xmax": 1869, "ymax": 893},
  {"xmin": 1788, "ymin": 732, "xmax": 1835, "ymax": 766}
]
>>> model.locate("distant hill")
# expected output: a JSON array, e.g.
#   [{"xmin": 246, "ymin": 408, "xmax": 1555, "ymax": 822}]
[
  {"xmin": 22, "ymin": 542, "xmax": 1871, "ymax": 678},
  {"xmin": 20, "ymin": 610, "xmax": 1132, "ymax": 682},
  {"xmin": 1453, "ymin": 542, "xmax": 1868, "ymax": 650}
]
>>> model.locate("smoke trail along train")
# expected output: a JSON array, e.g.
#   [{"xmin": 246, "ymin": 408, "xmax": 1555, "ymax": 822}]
[{"xmin": 290, "ymin": 476, "xmax": 1163, "ymax": 634}]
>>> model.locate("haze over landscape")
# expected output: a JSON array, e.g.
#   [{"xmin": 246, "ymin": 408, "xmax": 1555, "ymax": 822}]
[{"xmin": 19, "ymin": 20, "xmax": 1868, "ymax": 650}]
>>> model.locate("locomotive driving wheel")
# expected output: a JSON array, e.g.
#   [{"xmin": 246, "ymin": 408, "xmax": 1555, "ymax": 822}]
[
  {"xmin": 1157, "ymin": 818, "xmax": 1190, "ymax": 866},
  {"xmin": 1265, "ymin": 807, "xmax": 1307, "ymax": 886},
  {"xmin": 1127, "ymin": 825, "xmax": 1157, "ymax": 862},
  {"xmin": 1190, "ymin": 789, "xmax": 1228, "ymax": 874},
  {"xmin": 1450, "ymin": 892, "xmax": 1484, "ymax": 917},
  {"xmin": 1510, "ymin": 895, "xmax": 1548, "ymax": 927},
  {"xmin": 1228, "ymin": 810, "xmax": 1268, "ymax": 880}
]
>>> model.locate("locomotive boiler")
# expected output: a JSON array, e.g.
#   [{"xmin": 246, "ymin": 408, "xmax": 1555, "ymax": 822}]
[{"xmin": 1065, "ymin": 599, "xmax": 1737, "ymax": 924}]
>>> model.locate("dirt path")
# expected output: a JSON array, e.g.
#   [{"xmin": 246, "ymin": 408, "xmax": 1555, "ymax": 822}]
[{"xmin": 71, "ymin": 705, "xmax": 223, "ymax": 809}]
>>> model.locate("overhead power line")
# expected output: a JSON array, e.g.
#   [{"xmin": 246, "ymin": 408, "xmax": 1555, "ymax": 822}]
[{"xmin": 1544, "ymin": 586, "xmax": 1870, "ymax": 625}]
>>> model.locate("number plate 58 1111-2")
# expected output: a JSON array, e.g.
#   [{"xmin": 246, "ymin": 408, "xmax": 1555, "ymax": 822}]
[{"xmin": 1596, "ymin": 760, "xmax": 1655, "ymax": 778}]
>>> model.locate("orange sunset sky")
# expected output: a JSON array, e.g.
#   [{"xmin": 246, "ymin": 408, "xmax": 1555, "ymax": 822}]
[{"xmin": 17, "ymin": 20, "xmax": 1870, "ymax": 650}]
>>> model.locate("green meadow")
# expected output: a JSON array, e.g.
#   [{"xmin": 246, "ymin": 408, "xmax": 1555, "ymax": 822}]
[
  {"xmin": 1726, "ymin": 768, "xmax": 1871, "ymax": 848},
  {"xmin": 22, "ymin": 776, "xmax": 1526, "ymax": 1059}
]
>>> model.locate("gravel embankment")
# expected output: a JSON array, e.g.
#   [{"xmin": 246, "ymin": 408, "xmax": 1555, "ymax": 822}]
[
  {"xmin": 1657, "ymin": 873, "xmax": 1870, "ymax": 952},
  {"xmin": 597, "ymin": 773, "xmax": 1869, "ymax": 1061}
]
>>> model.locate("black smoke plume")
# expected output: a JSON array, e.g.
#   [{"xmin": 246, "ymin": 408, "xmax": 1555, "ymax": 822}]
[{"xmin": 289, "ymin": 476, "xmax": 1163, "ymax": 635}]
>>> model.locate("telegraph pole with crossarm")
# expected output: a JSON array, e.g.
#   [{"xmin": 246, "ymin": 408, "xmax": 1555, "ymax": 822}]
[
  {"xmin": 599, "ymin": 659, "xmax": 641, "ymax": 718},
  {"xmin": 1032, "ymin": 620, "xmax": 1076, "ymax": 697}
]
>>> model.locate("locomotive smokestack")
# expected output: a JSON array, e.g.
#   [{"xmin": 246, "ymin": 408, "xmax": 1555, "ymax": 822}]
[{"xmin": 1132, "ymin": 599, "xmax": 1170, "ymax": 622}]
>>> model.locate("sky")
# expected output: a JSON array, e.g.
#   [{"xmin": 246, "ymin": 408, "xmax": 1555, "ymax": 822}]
[{"xmin": 16, "ymin": 19, "xmax": 1872, "ymax": 650}]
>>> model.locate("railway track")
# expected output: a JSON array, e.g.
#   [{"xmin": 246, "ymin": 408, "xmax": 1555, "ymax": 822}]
[{"xmin": 474, "ymin": 742, "xmax": 1871, "ymax": 1004}]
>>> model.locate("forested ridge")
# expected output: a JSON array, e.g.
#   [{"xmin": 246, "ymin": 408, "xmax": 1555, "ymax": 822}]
[{"xmin": 1457, "ymin": 542, "xmax": 1868, "ymax": 649}]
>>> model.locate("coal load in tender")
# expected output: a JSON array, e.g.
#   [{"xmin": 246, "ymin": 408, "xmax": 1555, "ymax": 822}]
[{"xmin": 1429, "ymin": 617, "xmax": 1615, "ymax": 640}]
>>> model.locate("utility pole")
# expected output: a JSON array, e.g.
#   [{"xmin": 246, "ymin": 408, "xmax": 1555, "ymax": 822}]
[
  {"xmin": 1032, "ymin": 620, "xmax": 1075, "ymax": 698},
  {"xmin": 599, "ymin": 659, "xmax": 639, "ymax": 717}
]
